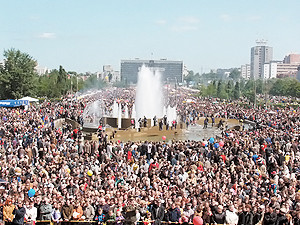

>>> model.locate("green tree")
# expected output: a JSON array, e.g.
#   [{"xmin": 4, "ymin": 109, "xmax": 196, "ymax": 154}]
[
  {"xmin": 0, "ymin": 49, "xmax": 38, "ymax": 99},
  {"xmin": 269, "ymin": 78, "xmax": 300, "ymax": 97},
  {"xmin": 58, "ymin": 65, "xmax": 68, "ymax": 83},
  {"xmin": 84, "ymin": 75, "xmax": 106, "ymax": 90},
  {"xmin": 255, "ymin": 79, "xmax": 263, "ymax": 94},
  {"xmin": 217, "ymin": 80, "xmax": 222, "ymax": 98},
  {"xmin": 184, "ymin": 70, "xmax": 194, "ymax": 86},
  {"xmin": 229, "ymin": 68, "xmax": 241, "ymax": 80},
  {"xmin": 226, "ymin": 80, "xmax": 233, "ymax": 99},
  {"xmin": 233, "ymin": 81, "xmax": 240, "ymax": 99},
  {"xmin": 202, "ymin": 70, "xmax": 219, "ymax": 81},
  {"xmin": 36, "ymin": 70, "xmax": 61, "ymax": 98},
  {"xmin": 207, "ymin": 82, "xmax": 217, "ymax": 97}
]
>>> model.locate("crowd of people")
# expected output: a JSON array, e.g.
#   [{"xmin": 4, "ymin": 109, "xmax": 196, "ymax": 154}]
[{"xmin": 0, "ymin": 87, "xmax": 300, "ymax": 225}]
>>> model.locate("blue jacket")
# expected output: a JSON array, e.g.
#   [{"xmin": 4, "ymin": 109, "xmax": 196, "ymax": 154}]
[
  {"xmin": 167, "ymin": 208, "xmax": 181, "ymax": 222},
  {"xmin": 95, "ymin": 213, "xmax": 105, "ymax": 222}
]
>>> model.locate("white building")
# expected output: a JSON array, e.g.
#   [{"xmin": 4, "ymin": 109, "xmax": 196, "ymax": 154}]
[
  {"xmin": 264, "ymin": 61, "xmax": 300, "ymax": 79},
  {"xmin": 35, "ymin": 65, "xmax": 49, "ymax": 75},
  {"xmin": 241, "ymin": 64, "xmax": 251, "ymax": 79},
  {"xmin": 263, "ymin": 61, "xmax": 278, "ymax": 79}
]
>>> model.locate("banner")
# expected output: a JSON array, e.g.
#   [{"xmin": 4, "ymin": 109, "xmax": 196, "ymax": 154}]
[{"xmin": 0, "ymin": 100, "xmax": 29, "ymax": 107}]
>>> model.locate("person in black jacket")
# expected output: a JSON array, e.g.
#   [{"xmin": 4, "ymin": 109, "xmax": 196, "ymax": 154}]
[
  {"xmin": 0, "ymin": 200, "xmax": 3, "ymax": 224},
  {"xmin": 149, "ymin": 199, "xmax": 165, "ymax": 225},
  {"xmin": 238, "ymin": 204, "xmax": 253, "ymax": 225},
  {"xmin": 212, "ymin": 205, "xmax": 226, "ymax": 224},
  {"xmin": 293, "ymin": 210, "xmax": 300, "ymax": 225},
  {"xmin": 12, "ymin": 202, "xmax": 26, "ymax": 225},
  {"xmin": 263, "ymin": 206, "xmax": 277, "ymax": 225},
  {"xmin": 276, "ymin": 208, "xmax": 288, "ymax": 225},
  {"xmin": 252, "ymin": 206, "xmax": 264, "ymax": 225}
]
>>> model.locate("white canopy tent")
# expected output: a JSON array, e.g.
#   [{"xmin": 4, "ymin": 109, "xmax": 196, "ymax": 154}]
[{"xmin": 18, "ymin": 96, "xmax": 39, "ymax": 102}]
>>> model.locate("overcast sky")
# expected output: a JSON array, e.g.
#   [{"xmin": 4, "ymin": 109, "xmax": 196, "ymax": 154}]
[{"xmin": 1, "ymin": 0, "xmax": 299, "ymax": 73}]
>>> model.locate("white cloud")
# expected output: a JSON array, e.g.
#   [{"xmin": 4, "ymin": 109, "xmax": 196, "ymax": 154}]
[
  {"xmin": 38, "ymin": 32, "xmax": 56, "ymax": 39},
  {"xmin": 247, "ymin": 15, "xmax": 262, "ymax": 22},
  {"xmin": 178, "ymin": 16, "xmax": 200, "ymax": 24},
  {"xmin": 171, "ymin": 25, "xmax": 198, "ymax": 32},
  {"xmin": 29, "ymin": 15, "xmax": 40, "ymax": 21},
  {"xmin": 170, "ymin": 16, "xmax": 200, "ymax": 32},
  {"xmin": 155, "ymin": 19, "xmax": 167, "ymax": 25},
  {"xmin": 220, "ymin": 14, "xmax": 232, "ymax": 22}
]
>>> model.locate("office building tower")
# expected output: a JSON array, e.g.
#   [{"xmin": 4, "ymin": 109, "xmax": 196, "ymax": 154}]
[{"xmin": 250, "ymin": 40, "xmax": 273, "ymax": 79}]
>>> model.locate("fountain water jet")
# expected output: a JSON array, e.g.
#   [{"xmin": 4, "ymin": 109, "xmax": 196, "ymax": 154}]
[
  {"xmin": 135, "ymin": 65, "xmax": 163, "ymax": 120},
  {"xmin": 124, "ymin": 105, "xmax": 129, "ymax": 118},
  {"xmin": 112, "ymin": 101, "xmax": 118, "ymax": 118},
  {"xmin": 82, "ymin": 100, "xmax": 105, "ymax": 128},
  {"xmin": 118, "ymin": 103, "xmax": 122, "ymax": 129}
]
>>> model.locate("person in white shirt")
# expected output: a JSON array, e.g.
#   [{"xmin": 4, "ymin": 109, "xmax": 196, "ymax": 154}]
[
  {"xmin": 25, "ymin": 201, "xmax": 37, "ymax": 224},
  {"xmin": 225, "ymin": 205, "xmax": 239, "ymax": 225}
]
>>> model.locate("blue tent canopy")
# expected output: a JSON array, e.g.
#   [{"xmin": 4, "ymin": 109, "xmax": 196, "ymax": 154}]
[{"xmin": 0, "ymin": 100, "xmax": 29, "ymax": 107}]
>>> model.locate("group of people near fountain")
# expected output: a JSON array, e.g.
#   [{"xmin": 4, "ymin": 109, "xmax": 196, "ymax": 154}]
[{"xmin": 1, "ymin": 87, "xmax": 300, "ymax": 225}]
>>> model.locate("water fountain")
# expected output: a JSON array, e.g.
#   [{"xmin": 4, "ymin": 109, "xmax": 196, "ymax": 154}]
[
  {"xmin": 118, "ymin": 103, "xmax": 122, "ymax": 129},
  {"xmin": 135, "ymin": 65, "xmax": 164, "ymax": 120},
  {"xmin": 82, "ymin": 100, "xmax": 104, "ymax": 128},
  {"xmin": 166, "ymin": 105, "xmax": 177, "ymax": 125},
  {"xmin": 131, "ymin": 103, "xmax": 136, "ymax": 120},
  {"xmin": 83, "ymin": 65, "xmax": 177, "ymax": 131},
  {"xmin": 124, "ymin": 105, "xmax": 129, "ymax": 118},
  {"xmin": 162, "ymin": 106, "xmax": 167, "ymax": 117},
  {"xmin": 112, "ymin": 101, "xmax": 118, "ymax": 118}
]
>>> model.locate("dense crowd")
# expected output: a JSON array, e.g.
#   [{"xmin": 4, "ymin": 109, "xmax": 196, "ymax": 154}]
[{"xmin": 1, "ymin": 88, "xmax": 300, "ymax": 225}]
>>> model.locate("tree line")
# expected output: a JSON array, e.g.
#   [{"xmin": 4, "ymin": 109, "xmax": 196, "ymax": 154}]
[
  {"xmin": 185, "ymin": 70, "xmax": 300, "ymax": 100},
  {"xmin": 0, "ymin": 49, "xmax": 107, "ymax": 99}
]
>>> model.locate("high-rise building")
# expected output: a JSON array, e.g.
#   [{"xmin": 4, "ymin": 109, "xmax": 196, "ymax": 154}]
[
  {"xmin": 241, "ymin": 64, "xmax": 251, "ymax": 79},
  {"xmin": 250, "ymin": 40, "xmax": 273, "ymax": 79},
  {"xmin": 121, "ymin": 59, "xmax": 183, "ymax": 84}
]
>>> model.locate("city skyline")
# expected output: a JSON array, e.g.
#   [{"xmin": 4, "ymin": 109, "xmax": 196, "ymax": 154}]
[{"xmin": 1, "ymin": 0, "xmax": 300, "ymax": 73}]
